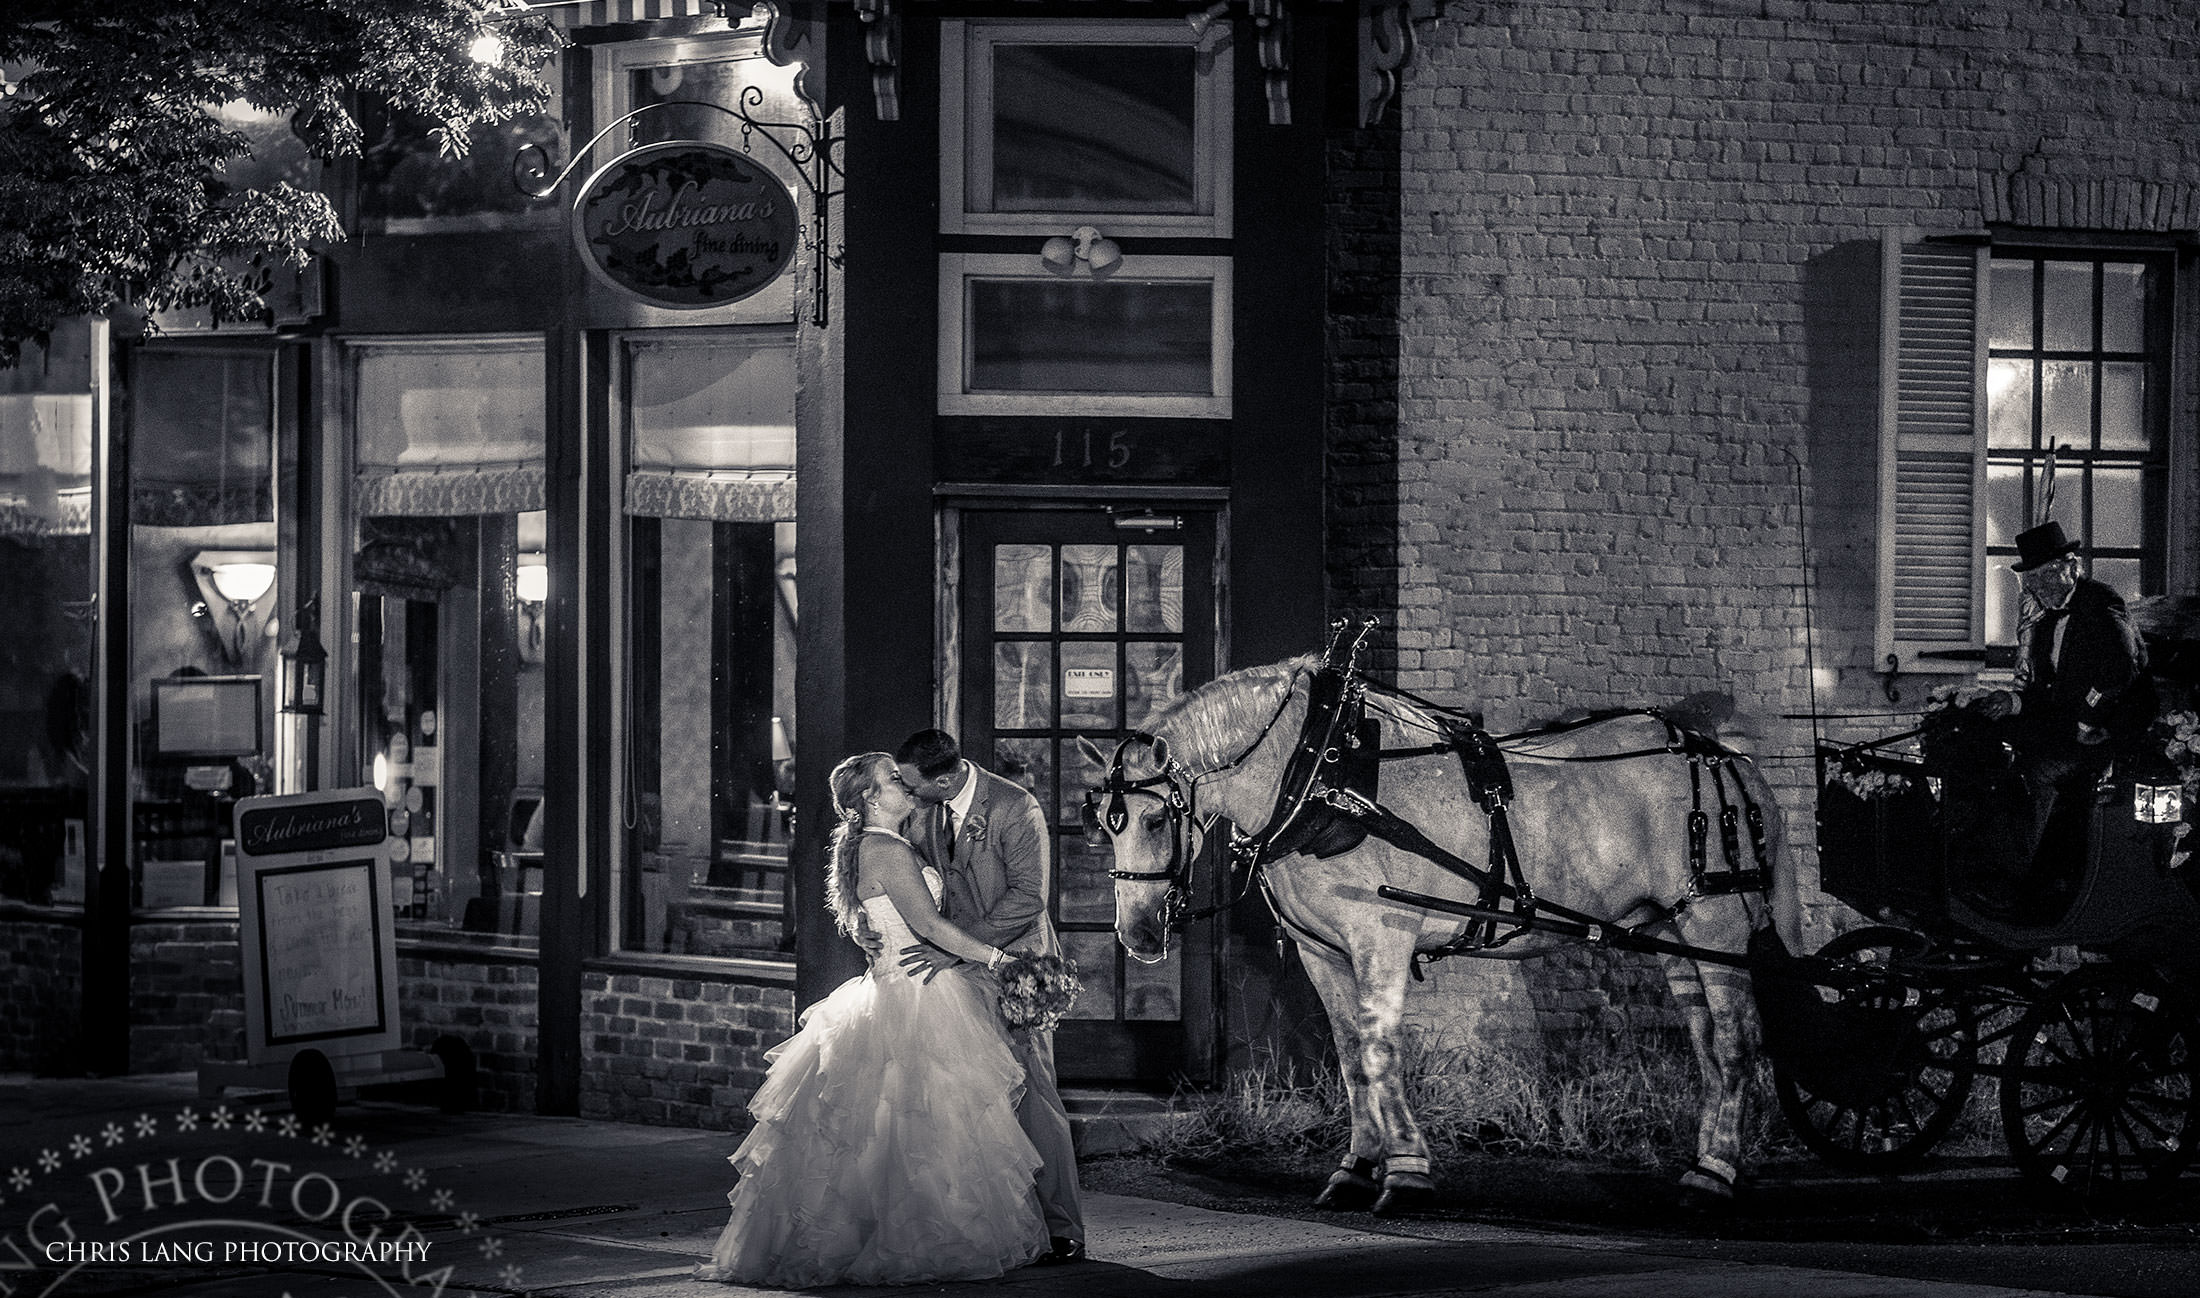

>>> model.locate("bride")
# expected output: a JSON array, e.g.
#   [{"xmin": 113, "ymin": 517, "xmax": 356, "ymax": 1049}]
[{"xmin": 696, "ymin": 752, "xmax": 1049, "ymax": 1287}]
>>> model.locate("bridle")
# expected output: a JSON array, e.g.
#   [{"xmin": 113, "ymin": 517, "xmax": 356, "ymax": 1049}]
[{"xmin": 1081, "ymin": 667, "xmax": 1303, "ymax": 929}]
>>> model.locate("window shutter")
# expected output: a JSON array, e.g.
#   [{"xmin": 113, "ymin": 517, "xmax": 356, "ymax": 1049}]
[{"xmin": 1876, "ymin": 231, "xmax": 1988, "ymax": 673}]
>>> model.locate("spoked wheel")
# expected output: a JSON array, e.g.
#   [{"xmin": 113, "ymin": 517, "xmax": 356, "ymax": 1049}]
[
  {"xmin": 1773, "ymin": 926, "xmax": 1979, "ymax": 1173},
  {"xmin": 2000, "ymin": 965, "xmax": 2200, "ymax": 1205}
]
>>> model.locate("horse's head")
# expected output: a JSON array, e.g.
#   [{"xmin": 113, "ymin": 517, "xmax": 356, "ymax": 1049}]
[{"xmin": 1079, "ymin": 733, "xmax": 1195, "ymax": 963}]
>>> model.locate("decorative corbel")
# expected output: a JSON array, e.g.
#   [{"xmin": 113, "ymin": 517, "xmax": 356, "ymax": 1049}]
[
  {"xmin": 755, "ymin": 0, "xmax": 824, "ymax": 112},
  {"xmin": 1248, "ymin": 0, "xmax": 1291, "ymax": 126},
  {"xmin": 853, "ymin": 0, "xmax": 901, "ymax": 122},
  {"xmin": 1358, "ymin": 0, "xmax": 1415, "ymax": 128}
]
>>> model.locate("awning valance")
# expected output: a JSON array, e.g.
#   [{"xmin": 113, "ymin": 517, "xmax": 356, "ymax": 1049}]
[
  {"xmin": 0, "ymin": 394, "xmax": 93, "ymax": 539},
  {"xmin": 624, "ymin": 335, "xmax": 795, "ymax": 522},
  {"xmin": 352, "ymin": 340, "xmax": 545, "ymax": 518}
]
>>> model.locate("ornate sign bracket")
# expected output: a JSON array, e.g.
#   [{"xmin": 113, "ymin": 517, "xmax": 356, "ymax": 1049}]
[{"xmin": 514, "ymin": 87, "xmax": 845, "ymax": 326}]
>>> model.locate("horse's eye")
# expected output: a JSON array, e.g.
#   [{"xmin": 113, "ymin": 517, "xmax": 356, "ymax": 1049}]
[{"xmin": 1142, "ymin": 811, "xmax": 1165, "ymax": 832}]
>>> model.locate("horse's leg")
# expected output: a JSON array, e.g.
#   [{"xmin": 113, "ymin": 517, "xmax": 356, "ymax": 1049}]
[
  {"xmin": 1660, "ymin": 953, "xmax": 1758, "ymax": 1206},
  {"xmin": 1350, "ymin": 937, "xmax": 1435, "ymax": 1217},
  {"xmin": 1297, "ymin": 948, "xmax": 1382, "ymax": 1211}
]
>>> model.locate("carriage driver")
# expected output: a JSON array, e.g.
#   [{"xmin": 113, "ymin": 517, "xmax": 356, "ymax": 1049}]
[{"xmin": 1968, "ymin": 520, "xmax": 2157, "ymax": 906}]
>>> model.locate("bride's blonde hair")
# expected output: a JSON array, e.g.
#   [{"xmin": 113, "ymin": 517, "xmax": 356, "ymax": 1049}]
[{"xmin": 823, "ymin": 752, "xmax": 893, "ymax": 937}]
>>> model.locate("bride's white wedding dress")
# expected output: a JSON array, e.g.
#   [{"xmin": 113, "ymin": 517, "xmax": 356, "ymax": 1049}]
[{"xmin": 696, "ymin": 832, "xmax": 1048, "ymax": 1288}]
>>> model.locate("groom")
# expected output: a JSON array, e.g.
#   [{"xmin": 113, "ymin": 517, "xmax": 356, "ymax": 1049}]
[{"xmin": 894, "ymin": 728, "xmax": 1087, "ymax": 1265}]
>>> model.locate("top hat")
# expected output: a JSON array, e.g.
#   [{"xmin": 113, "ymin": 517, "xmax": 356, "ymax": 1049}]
[{"xmin": 2011, "ymin": 520, "xmax": 2081, "ymax": 572}]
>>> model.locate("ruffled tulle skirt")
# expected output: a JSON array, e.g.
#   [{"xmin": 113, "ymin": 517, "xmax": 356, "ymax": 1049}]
[{"xmin": 696, "ymin": 965, "xmax": 1048, "ymax": 1288}]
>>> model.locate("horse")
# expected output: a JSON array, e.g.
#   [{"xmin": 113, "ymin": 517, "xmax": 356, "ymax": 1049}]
[{"xmin": 1087, "ymin": 653, "xmax": 1802, "ymax": 1215}]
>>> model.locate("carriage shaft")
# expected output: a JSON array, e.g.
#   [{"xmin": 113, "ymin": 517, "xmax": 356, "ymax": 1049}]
[{"xmin": 1376, "ymin": 884, "xmax": 1756, "ymax": 969}]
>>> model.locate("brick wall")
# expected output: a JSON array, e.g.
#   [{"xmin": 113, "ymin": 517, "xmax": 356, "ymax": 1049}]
[
  {"xmin": 129, "ymin": 919, "xmax": 244, "ymax": 1071},
  {"xmin": 1358, "ymin": 0, "xmax": 2200, "ymax": 1047},
  {"xmin": 0, "ymin": 908, "xmax": 82, "ymax": 1074},
  {"xmin": 398, "ymin": 951, "xmax": 540, "ymax": 1113},
  {"xmin": 580, "ymin": 970, "xmax": 796, "ymax": 1130}
]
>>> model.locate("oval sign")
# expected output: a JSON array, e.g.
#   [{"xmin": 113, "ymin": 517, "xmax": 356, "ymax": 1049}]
[{"xmin": 573, "ymin": 140, "xmax": 799, "ymax": 310}]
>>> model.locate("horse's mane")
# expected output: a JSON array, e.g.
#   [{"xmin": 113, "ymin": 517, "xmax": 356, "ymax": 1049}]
[{"xmin": 1146, "ymin": 654, "xmax": 1320, "ymax": 774}]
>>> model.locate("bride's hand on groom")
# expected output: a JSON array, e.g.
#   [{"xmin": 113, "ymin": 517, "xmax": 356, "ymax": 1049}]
[{"xmin": 897, "ymin": 942, "xmax": 960, "ymax": 982}]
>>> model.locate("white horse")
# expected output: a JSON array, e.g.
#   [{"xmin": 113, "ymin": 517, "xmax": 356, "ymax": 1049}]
[{"xmin": 1089, "ymin": 654, "xmax": 1801, "ymax": 1215}]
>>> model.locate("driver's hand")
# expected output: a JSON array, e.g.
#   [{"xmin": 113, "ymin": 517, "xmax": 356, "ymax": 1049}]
[
  {"xmin": 897, "ymin": 942, "xmax": 959, "ymax": 983},
  {"xmin": 1972, "ymin": 690, "xmax": 2016, "ymax": 721}
]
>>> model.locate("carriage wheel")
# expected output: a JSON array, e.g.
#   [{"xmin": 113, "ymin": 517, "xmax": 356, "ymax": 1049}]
[
  {"xmin": 1773, "ymin": 926, "xmax": 1978, "ymax": 1173},
  {"xmin": 1999, "ymin": 966, "xmax": 2200, "ymax": 1205}
]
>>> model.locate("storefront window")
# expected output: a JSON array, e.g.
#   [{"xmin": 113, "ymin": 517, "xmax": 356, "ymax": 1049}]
[
  {"xmin": 618, "ymin": 331, "xmax": 796, "ymax": 958},
  {"xmin": 0, "ymin": 336, "xmax": 97, "ymax": 908},
  {"xmin": 129, "ymin": 347, "xmax": 279, "ymax": 910},
  {"xmin": 348, "ymin": 338, "xmax": 545, "ymax": 946}
]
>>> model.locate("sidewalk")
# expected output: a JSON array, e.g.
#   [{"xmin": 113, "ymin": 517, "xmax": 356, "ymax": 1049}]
[{"xmin": 0, "ymin": 1074, "xmax": 2099, "ymax": 1297}]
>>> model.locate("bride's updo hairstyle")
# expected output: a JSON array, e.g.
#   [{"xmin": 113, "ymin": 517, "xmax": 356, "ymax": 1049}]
[{"xmin": 823, "ymin": 751, "xmax": 893, "ymax": 937}]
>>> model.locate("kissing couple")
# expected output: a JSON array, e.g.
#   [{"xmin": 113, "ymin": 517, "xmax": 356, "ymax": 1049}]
[{"xmin": 696, "ymin": 728, "xmax": 1087, "ymax": 1288}]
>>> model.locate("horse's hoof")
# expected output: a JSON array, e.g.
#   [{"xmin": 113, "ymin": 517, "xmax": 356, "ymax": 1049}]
[
  {"xmin": 1677, "ymin": 1165, "xmax": 1738, "ymax": 1212},
  {"xmin": 1313, "ymin": 1167, "xmax": 1380, "ymax": 1212},
  {"xmin": 1370, "ymin": 1171, "xmax": 1436, "ymax": 1217}
]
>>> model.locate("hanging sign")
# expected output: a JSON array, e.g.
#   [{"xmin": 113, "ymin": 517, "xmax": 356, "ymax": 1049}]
[
  {"xmin": 232, "ymin": 789, "xmax": 395, "ymax": 1064},
  {"xmin": 573, "ymin": 140, "xmax": 799, "ymax": 310}
]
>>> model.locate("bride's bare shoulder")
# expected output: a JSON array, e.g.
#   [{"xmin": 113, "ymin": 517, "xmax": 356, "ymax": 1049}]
[{"xmin": 853, "ymin": 832, "xmax": 922, "ymax": 896}]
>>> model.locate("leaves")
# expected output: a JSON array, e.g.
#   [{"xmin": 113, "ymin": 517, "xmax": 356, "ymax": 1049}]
[{"xmin": 0, "ymin": 0, "xmax": 562, "ymax": 365}]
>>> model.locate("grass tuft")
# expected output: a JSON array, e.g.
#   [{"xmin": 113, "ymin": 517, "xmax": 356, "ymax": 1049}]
[{"xmin": 1146, "ymin": 1027, "xmax": 1801, "ymax": 1171}]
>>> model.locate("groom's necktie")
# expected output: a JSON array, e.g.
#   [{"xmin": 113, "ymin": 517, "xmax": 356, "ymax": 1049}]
[{"xmin": 939, "ymin": 803, "xmax": 957, "ymax": 862}]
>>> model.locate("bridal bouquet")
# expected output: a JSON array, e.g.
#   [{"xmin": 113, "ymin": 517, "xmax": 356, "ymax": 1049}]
[{"xmin": 995, "ymin": 954, "xmax": 1082, "ymax": 1033}]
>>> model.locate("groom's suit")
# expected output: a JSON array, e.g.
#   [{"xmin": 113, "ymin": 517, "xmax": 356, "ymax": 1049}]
[{"xmin": 921, "ymin": 763, "xmax": 1085, "ymax": 1244}]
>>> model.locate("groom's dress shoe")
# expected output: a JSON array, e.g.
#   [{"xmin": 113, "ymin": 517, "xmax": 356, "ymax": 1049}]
[{"xmin": 1038, "ymin": 1237, "xmax": 1085, "ymax": 1265}]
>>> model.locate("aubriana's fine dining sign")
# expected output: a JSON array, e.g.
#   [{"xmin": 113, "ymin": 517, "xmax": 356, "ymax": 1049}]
[{"xmin": 574, "ymin": 140, "xmax": 799, "ymax": 309}]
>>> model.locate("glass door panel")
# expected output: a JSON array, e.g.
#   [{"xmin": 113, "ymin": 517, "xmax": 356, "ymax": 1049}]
[{"xmin": 959, "ymin": 507, "xmax": 1216, "ymax": 1083}]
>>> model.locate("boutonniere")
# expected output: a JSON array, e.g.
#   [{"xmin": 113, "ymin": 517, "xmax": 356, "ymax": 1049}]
[{"xmin": 961, "ymin": 813, "xmax": 989, "ymax": 846}]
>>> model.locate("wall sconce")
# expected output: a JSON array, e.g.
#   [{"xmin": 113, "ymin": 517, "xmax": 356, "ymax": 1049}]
[
  {"xmin": 516, "ymin": 553, "xmax": 547, "ymax": 664},
  {"xmin": 1039, "ymin": 226, "xmax": 1122, "ymax": 275},
  {"xmin": 280, "ymin": 595, "xmax": 327, "ymax": 717},
  {"xmin": 191, "ymin": 550, "xmax": 278, "ymax": 664}
]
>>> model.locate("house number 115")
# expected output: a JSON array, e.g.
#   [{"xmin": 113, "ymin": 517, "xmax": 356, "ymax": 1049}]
[{"xmin": 1052, "ymin": 429, "xmax": 1132, "ymax": 470}]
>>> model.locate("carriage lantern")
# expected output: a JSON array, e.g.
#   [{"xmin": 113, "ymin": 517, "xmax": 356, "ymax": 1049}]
[{"xmin": 2133, "ymin": 777, "xmax": 2183, "ymax": 825}]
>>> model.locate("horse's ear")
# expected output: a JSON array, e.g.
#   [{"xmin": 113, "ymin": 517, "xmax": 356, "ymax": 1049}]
[
  {"xmin": 1074, "ymin": 734, "xmax": 1109, "ymax": 768},
  {"xmin": 1149, "ymin": 735, "xmax": 1171, "ymax": 767}
]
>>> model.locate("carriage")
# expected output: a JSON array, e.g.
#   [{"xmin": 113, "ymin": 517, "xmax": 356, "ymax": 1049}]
[
  {"xmin": 1085, "ymin": 616, "xmax": 2200, "ymax": 1213},
  {"xmin": 1773, "ymin": 713, "xmax": 2200, "ymax": 1200}
]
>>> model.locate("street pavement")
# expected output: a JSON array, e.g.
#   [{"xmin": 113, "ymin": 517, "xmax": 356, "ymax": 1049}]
[{"xmin": 0, "ymin": 1073, "xmax": 2163, "ymax": 1298}]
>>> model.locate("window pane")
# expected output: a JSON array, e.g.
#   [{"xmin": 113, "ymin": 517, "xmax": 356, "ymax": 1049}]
[
  {"xmin": 990, "ymin": 44, "xmax": 1196, "ymax": 213},
  {"xmin": 2098, "ymin": 363, "xmax": 2149, "ymax": 451},
  {"xmin": 1056, "ymin": 836, "xmax": 1115, "ymax": 926},
  {"xmin": 1061, "ymin": 930, "xmax": 1119, "ymax": 1019},
  {"xmin": 2090, "ymin": 468, "xmax": 2143, "ymax": 550},
  {"xmin": 2092, "ymin": 557, "xmax": 2141, "ymax": 603},
  {"xmin": 1058, "ymin": 737, "xmax": 1107, "ymax": 824},
  {"xmin": 1986, "ymin": 462, "xmax": 2025, "ymax": 550},
  {"xmin": 1125, "ymin": 642, "xmax": 1182, "ymax": 729},
  {"xmin": 1986, "ymin": 564, "xmax": 2019, "ymax": 647},
  {"xmin": 1124, "ymin": 947, "xmax": 1181, "ymax": 1021},
  {"xmin": 1987, "ymin": 260, "xmax": 2034, "ymax": 349},
  {"xmin": 994, "ymin": 543, "xmax": 1054, "ymax": 632},
  {"xmin": 2042, "ymin": 261, "xmax": 2093, "ymax": 351},
  {"xmin": 2100, "ymin": 262, "xmax": 2146, "ymax": 353},
  {"xmin": 1060, "ymin": 642, "xmax": 1117, "ymax": 730},
  {"xmin": 623, "ymin": 518, "xmax": 796, "ymax": 958},
  {"xmin": 1986, "ymin": 360, "xmax": 2033, "ymax": 449},
  {"xmin": 1125, "ymin": 544, "xmax": 1183, "ymax": 632},
  {"xmin": 995, "ymin": 641, "xmax": 1053, "ymax": 729},
  {"xmin": 967, "ymin": 280, "xmax": 1213, "ymax": 395},
  {"xmin": 1060, "ymin": 544, "xmax": 1118, "ymax": 633},
  {"xmin": 994, "ymin": 736, "xmax": 1053, "ymax": 809},
  {"xmin": 2039, "ymin": 361, "xmax": 2092, "ymax": 452}
]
